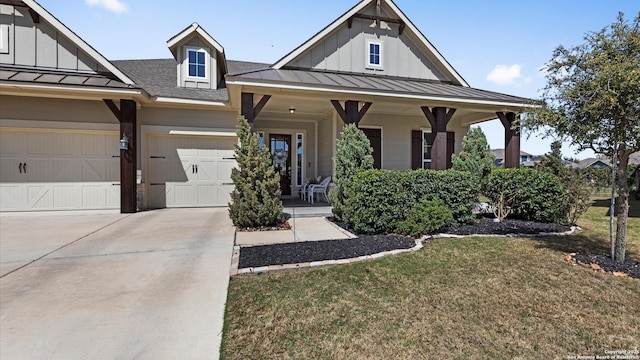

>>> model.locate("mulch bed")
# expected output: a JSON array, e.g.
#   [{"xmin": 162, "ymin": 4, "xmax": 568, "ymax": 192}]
[
  {"xmin": 445, "ymin": 217, "xmax": 572, "ymax": 236},
  {"xmin": 238, "ymin": 235, "xmax": 415, "ymax": 269},
  {"xmin": 238, "ymin": 217, "xmax": 637, "ymax": 280},
  {"xmin": 570, "ymin": 253, "xmax": 640, "ymax": 279}
]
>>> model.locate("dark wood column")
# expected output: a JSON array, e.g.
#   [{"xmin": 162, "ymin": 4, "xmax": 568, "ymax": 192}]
[
  {"xmin": 497, "ymin": 111, "xmax": 520, "ymax": 168},
  {"xmin": 104, "ymin": 99, "xmax": 137, "ymax": 213},
  {"xmin": 241, "ymin": 92, "xmax": 271, "ymax": 129},
  {"xmin": 331, "ymin": 100, "xmax": 372, "ymax": 127},
  {"xmin": 421, "ymin": 106, "xmax": 456, "ymax": 170}
]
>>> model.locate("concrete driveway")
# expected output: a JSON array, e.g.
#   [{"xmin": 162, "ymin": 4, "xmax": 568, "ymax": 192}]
[{"xmin": 0, "ymin": 208, "xmax": 235, "ymax": 360}]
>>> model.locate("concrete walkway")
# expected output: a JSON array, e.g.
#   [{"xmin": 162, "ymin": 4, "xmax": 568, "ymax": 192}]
[
  {"xmin": 0, "ymin": 208, "xmax": 235, "ymax": 360},
  {"xmin": 235, "ymin": 217, "xmax": 356, "ymax": 247}
]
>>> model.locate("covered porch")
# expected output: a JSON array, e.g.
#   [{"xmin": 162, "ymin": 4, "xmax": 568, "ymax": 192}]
[{"xmin": 227, "ymin": 68, "xmax": 532, "ymax": 196}]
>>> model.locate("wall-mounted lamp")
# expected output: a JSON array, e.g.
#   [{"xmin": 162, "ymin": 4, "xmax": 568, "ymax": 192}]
[
  {"xmin": 119, "ymin": 134, "xmax": 129, "ymax": 150},
  {"xmin": 289, "ymin": 107, "xmax": 296, "ymax": 114}
]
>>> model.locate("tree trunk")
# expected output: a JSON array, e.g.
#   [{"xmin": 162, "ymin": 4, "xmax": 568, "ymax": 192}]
[{"xmin": 614, "ymin": 147, "xmax": 630, "ymax": 263}]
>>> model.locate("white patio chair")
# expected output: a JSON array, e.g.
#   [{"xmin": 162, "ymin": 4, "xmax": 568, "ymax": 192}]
[
  {"xmin": 301, "ymin": 176, "xmax": 322, "ymax": 201},
  {"xmin": 308, "ymin": 176, "xmax": 331, "ymax": 204}
]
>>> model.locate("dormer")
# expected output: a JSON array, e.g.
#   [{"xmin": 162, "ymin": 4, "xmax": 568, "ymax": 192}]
[{"xmin": 167, "ymin": 23, "xmax": 227, "ymax": 90}]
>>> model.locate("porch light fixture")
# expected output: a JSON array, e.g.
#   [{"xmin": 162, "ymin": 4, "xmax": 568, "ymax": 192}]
[
  {"xmin": 289, "ymin": 107, "xmax": 296, "ymax": 114},
  {"xmin": 119, "ymin": 134, "xmax": 129, "ymax": 150}
]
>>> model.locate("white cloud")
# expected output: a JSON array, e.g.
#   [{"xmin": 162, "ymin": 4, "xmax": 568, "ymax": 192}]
[
  {"xmin": 85, "ymin": 0, "xmax": 128, "ymax": 14},
  {"xmin": 486, "ymin": 64, "xmax": 525, "ymax": 86}
]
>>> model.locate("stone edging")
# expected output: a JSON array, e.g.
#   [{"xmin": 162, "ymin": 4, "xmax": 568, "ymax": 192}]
[
  {"xmin": 424, "ymin": 226, "xmax": 580, "ymax": 240},
  {"xmin": 231, "ymin": 239, "xmax": 423, "ymax": 276},
  {"xmin": 229, "ymin": 226, "xmax": 581, "ymax": 276},
  {"xmin": 563, "ymin": 252, "xmax": 635, "ymax": 279}
]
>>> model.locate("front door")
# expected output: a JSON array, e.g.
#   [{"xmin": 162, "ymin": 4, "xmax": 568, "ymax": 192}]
[
  {"xmin": 361, "ymin": 128, "xmax": 382, "ymax": 169},
  {"xmin": 269, "ymin": 134, "xmax": 291, "ymax": 195}
]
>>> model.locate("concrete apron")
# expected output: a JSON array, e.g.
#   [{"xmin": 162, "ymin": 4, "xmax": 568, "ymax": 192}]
[{"xmin": 0, "ymin": 208, "xmax": 235, "ymax": 360}]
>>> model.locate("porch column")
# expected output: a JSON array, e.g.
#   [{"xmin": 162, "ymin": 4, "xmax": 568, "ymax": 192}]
[
  {"xmin": 331, "ymin": 100, "xmax": 372, "ymax": 127},
  {"xmin": 241, "ymin": 92, "xmax": 271, "ymax": 130},
  {"xmin": 103, "ymin": 99, "xmax": 137, "ymax": 213},
  {"xmin": 497, "ymin": 111, "xmax": 520, "ymax": 168},
  {"xmin": 421, "ymin": 106, "xmax": 456, "ymax": 170}
]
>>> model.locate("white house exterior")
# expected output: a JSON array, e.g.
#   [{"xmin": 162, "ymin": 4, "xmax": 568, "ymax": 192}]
[{"xmin": 0, "ymin": 0, "xmax": 532, "ymax": 213}]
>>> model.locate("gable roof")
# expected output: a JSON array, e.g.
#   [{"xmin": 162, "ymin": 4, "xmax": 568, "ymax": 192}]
[
  {"xmin": 166, "ymin": 23, "xmax": 227, "ymax": 74},
  {"xmin": 272, "ymin": 0, "xmax": 468, "ymax": 86},
  {"xmin": 21, "ymin": 0, "xmax": 135, "ymax": 85}
]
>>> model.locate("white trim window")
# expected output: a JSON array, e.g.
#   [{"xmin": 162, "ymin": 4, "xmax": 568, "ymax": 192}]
[
  {"xmin": 367, "ymin": 41, "xmax": 383, "ymax": 69},
  {"xmin": 296, "ymin": 133, "xmax": 304, "ymax": 186},
  {"xmin": 186, "ymin": 48, "xmax": 207, "ymax": 79},
  {"xmin": 422, "ymin": 130, "xmax": 433, "ymax": 169}
]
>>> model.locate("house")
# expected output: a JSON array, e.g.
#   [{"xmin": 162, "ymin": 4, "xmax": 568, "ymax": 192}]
[
  {"xmin": 0, "ymin": 0, "xmax": 533, "ymax": 213},
  {"xmin": 568, "ymin": 158, "xmax": 612, "ymax": 170},
  {"xmin": 491, "ymin": 149, "xmax": 539, "ymax": 167}
]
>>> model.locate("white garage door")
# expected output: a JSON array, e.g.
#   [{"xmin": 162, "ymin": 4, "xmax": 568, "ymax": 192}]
[
  {"xmin": 0, "ymin": 129, "xmax": 120, "ymax": 211},
  {"xmin": 147, "ymin": 134, "xmax": 236, "ymax": 208}
]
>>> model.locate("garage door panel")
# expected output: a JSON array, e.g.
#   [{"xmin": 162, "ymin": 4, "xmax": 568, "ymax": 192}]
[
  {"xmin": 27, "ymin": 132, "xmax": 52, "ymax": 155},
  {"xmin": 26, "ymin": 159, "xmax": 53, "ymax": 182},
  {"xmin": 0, "ymin": 132, "xmax": 26, "ymax": 155},
  {"xmin": 0, "ymin": 129, "xmax": 119, "ymax": 211},
  {"xmin": 0, "ymin": 185, "xmax": 27, "ymax": 210},
  {"xmin": 27, "ymin": 184, "xmax": 53, "ymax": 209},
  {"xmin": 148, "ymin": 134, "xmax": 237, "ymax": 208}
]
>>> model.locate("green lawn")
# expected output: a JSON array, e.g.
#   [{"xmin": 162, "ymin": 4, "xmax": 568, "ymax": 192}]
[{"xmin": 221, "ymin": 197, "xmax": 640, "ymax": 359}]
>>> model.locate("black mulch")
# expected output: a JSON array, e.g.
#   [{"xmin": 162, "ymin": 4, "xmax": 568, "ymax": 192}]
[
  {"xmin": 446, "ymin": 217, "xmax": 572, "ymax": 236},
  {"xmin": 573, "ymin": 253, "xmax": 640, "ymax": 279},
  {"xmin": 238, "ymin": 235, "xmax": 416, "ymax": 269}
]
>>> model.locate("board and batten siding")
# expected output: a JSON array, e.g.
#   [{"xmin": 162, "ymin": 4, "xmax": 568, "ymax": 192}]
[
  {"xmin": 0, "ymin": 4, "xmax": 105, "ymax": 72},
  {"xmin": 286, "ymin": 5, "xmax": 447, "ymax": 81},
  {"xmin": 176, "ymin": 37, "xmax": 217, "ymax": 90}
]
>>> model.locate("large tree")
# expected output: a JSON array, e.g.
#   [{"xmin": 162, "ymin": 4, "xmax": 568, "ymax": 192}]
[{"xmin": 524, "ymin": 12, "xmax": 640, "ymax": 262}]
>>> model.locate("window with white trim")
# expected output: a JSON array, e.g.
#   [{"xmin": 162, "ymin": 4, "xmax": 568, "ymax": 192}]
[
  {"xmin": 367, "ymin": 41, "xmax": 383, "ymax": 68},
  {"xmin": 186, "ymin": 48, "xmax": 207, "ymax": 78},
  {"xmin": 296, "ymin": 133, "xmax": 304, "ymax": 186},
  {"xmin": 422, "ymin": 130, "xmax": 433, "ymax": 169}
]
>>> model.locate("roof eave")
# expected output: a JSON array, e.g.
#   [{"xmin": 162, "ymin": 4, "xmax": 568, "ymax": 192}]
[{"xmin": 226, "ymin": 76, "xmax": 534, "ymax": 109}]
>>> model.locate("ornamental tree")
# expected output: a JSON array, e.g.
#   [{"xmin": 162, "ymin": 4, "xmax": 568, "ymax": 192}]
[
  {"xmin": 524, "ymin": 12, "xmax": 640, "ymax": 262},
  {"xmin": 228, "ymin": 116, "xmax": 284, "ymax": 228}
]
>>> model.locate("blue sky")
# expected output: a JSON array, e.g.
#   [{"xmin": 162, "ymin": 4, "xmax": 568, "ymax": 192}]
[{"xmin": 37, "ymin": 0, "xmax": 639, "ymax": 159}]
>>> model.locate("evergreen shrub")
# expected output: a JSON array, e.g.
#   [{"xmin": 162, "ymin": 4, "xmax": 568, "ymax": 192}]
[
  {"xmin": 228, "ymin": 116, "xmax": 284, "ymax": 228},
  {"xmin": 486, "ymin": 168, "xmax": 568, "ymax": 224}
]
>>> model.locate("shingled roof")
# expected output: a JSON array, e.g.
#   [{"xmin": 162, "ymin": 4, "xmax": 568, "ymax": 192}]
[{"xmin": 112, "ymin": 59, "xmax": 268, "ymax": 102}]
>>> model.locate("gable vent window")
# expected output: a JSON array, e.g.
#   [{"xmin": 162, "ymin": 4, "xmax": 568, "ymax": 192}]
[
  {"xmin": 187, "ymin": 49, "xmax": 207, "ymax": 78},
  {"xmin": 367, "ymin": 41, "xmax": 383, "ymax": 68}
]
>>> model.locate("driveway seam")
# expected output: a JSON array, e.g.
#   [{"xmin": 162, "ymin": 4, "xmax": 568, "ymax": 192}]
[{"xmin": 0, "ymin": 214, "xmax": 132, "ymax": 279}]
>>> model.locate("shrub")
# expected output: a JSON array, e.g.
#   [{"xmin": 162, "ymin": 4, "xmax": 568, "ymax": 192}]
[
  {"xmin": 486, "ymin": 168, "xmax": 568, "ymax": 224},
  {"xmin": 330, "ymin": 124, "xmax": 374, "ymax": 222},
  {"xmin": 228, "ymin": 116, "xmax": 284, "ymax": 228},
  {"xmin": 396, "ymin": 198, "xmax": 453, "ymax": 238},
  {"xmin": 342, "ymin": 169, "xmax": 477, "ymax": 234}
]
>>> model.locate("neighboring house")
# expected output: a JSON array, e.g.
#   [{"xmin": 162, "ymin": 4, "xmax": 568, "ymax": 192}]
[
  {"xmin": 568, "ymin": 158, "xmax": 612, "ymax": 170},
  {"xmin": 491, "ymin": 149, "xmax": 539, "ymax": 167},
  {"xmin": 0, "ymin": 0, "xmax": 533, "ymax": 213}
]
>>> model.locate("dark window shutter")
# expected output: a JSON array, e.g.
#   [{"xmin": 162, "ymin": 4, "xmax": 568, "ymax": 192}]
[
  {"xmin": 446, "ymin": 131, "xmax": 455, "ymax": 169},
  {"xmin": 411, "ymin": 130, "xmax": 422, "ymax": 170}
]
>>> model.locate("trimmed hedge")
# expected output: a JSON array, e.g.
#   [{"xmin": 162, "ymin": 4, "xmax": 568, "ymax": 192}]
[
  {"xmin": 396, "ymin": 198, "xmax": 454, "ymax": 238},
  {"xmin": 342, "ymin": 169, "xmax": 478, "ymax": 235},
  {"xmin": 486, "ymin": 168, "xmax": 568, "ymax": 224}
]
